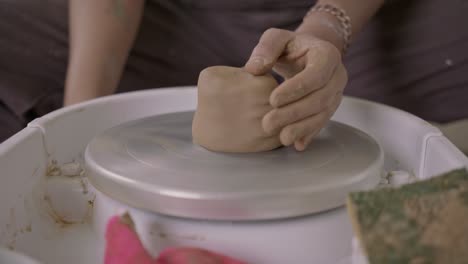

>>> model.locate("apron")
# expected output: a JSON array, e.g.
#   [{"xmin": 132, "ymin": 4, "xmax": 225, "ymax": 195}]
[{"xmin": 1, "ymin": 0, "xmax": 468, "ymax": 142}]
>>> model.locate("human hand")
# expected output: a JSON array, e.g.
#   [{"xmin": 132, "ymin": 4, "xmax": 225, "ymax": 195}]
[
  {"xmin": 244, "ymin": 28, "xmax": 348, "ymax": 151},
  {"xmin": 193, "ymin": 66, "xmax": 281, "ymax": 153}
]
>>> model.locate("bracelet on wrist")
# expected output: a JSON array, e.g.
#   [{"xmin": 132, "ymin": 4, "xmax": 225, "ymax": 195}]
[{"xmin": 304, "ymin": 3, "xmax": 352, "ymax": 54}]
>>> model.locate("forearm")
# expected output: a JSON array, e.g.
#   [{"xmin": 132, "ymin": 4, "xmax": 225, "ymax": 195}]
[
  {"xmin": 64, "ymin": 0, "xmax": 145, "ymax": 106},
  {"xmin": 296, "ymin": 0, "xmax": 384, "ymax": 52}
]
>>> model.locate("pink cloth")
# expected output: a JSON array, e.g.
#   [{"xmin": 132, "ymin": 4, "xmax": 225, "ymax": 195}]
[{"xmin": 105, "ymin": 215, "xmax": 247, "ymax": 264}]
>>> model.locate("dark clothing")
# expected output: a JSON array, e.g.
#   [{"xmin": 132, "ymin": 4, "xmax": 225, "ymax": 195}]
[
  {"xmin": 1, "ymin": 0, "xmax": 468, "ymax": 142},
  {"xmin": 346, "ymin": 0, "xmax": 468, "ymax": 122},
  {"xmin": 0, "ymin": 102, "xmax": 23, "ymax": 140}
]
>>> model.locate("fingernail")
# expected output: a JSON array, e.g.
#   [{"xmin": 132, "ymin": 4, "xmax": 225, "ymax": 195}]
[
  {"xmin": 295, "ymin": 133, "xmax": 315, "ymax": 151},
  {"xmin": 294, "ymin": 141, "xmax": 305, "ymax": 151},
  {"xmin": 247, "ymin": 57, "xmax": 265, "ymax": 73}
]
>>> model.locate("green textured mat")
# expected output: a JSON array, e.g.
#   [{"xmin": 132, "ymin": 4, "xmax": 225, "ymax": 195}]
[{"xmin": 347, "ymin": 168, "xmax": 468, "ymax": 264}]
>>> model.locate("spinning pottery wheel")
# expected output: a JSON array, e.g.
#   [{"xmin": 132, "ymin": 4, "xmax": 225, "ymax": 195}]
[{"xmin": 85, "ymin": 111, "xmax": 384, "ymax": 221}]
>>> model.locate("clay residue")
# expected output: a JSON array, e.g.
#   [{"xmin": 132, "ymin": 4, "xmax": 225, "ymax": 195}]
[
  {"xmin": 42, "ymin": 193, "xmax": 95, "ymax": 229},
  {"xmin": 23, "ymin": 224, "xmax": 32, "ymax": 233},
  {"xmin": 46, "ymin": 160, "xmax": 84, "ymax": 178},
  {"xmin": 8, "ymin": 208, "xmax": 17, "ymax": 249},
  {"xmin": 46, "ymin": 160, "xmax": 61, "ymax": 177},
  {"xmin": 43, "ymin": 195, "xmax": 75, "ymax": 227},
  {"xmin": 42, "ymin": 158, "xmax": 95, "ymax": 228},
  {"xmin": 1, "ymin": 199, "xmax": 34, "ymax": 251},
  {"xmin": 30, "ymin": 166, "xmax": 40, "ymax": 179},
  {"xmin": 79, "ymin": 177, "xmax": 88, "ymax": 194},
  {"xmin": 7, "ymin": 240, "xmax": 16, "ymax": 251},
  {"xmin": 119, "ymin": 212, "xmax": 135, "ymax": 231}
]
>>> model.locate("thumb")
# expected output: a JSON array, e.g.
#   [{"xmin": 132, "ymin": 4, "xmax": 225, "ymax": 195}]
[{"xmin": 244, "ymin": 28, "xmax": 293, "ymax": 75}]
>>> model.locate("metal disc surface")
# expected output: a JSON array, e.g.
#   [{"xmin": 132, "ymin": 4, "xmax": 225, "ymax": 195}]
[{"xmin": 85, "ymin": 111, "xmax": 383, "ymax": 221}]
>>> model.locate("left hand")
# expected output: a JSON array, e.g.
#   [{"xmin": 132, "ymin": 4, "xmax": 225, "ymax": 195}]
[{"xmin": 244, "ymin": 28, "xmax": 348, "ymax": 151}]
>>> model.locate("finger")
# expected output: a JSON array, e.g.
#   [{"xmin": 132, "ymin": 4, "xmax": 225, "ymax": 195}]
[
  {"xmin": 273, "ymin": 55, "xmax": 306, "ymax": 79},
  {"xmin": 280, "ymin": 88, "xmax": 344, "ymax": 146},
  {"xmin": 270, "ymin": 42, "xmax": 341, "ymax": 108},
  {"xmin": 293, "ymin": 90, "xmax": 344, "ymax": 150},
  {"xmin": 263, "ymin": 63, "xmax": 347, "ymax": 134},
  {"xmin": 329, "ymin": 90, "xmax": 344, "ymax": 117},
  {"xmin": 272, "ymin": 42, "xmax": 309, "ymax": 79},
  {"xmin": 294, "ymin": 130, "xmax": 319, "ymax": 151},
  {"xmin": 244, "ymin": 28, "xmax": 294, "ymax": 75},
  {"xmin": 263, "ymin": 87, "xmax": 335, "ymax": 135},
  {"xmin": 263, "ymin": 80, "xmax": 337, "ymax": 135},
  {"xmin": 279, "ymin": 111, "xmax": 328, "ymax": 146}
]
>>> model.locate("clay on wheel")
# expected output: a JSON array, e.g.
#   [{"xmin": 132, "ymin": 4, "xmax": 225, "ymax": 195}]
[{"xmin": 192, "ymin": 66, "xmax": 281, "ymax": 153}]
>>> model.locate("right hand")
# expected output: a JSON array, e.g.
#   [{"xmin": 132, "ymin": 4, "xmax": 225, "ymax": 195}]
[{"xmin": 244, "ymin": 28, "xmax": 348, "ymax": 151}]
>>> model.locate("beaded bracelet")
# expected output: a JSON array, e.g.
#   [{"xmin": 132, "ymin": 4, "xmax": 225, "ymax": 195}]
[{"xmin": 306, "ymin": 3, "xmax": 352, "ymax": 54}]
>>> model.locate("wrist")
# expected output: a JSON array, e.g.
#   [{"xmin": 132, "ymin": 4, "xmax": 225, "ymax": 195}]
[
  {"xmin": 64, "ymin": 81, "xmax": 103, "ymax": 106},
  {"xmin": 296, "ymin": 12, "xmax": 346, "ymax": 53},
  {"xmin": 64, "ymin": 64, "xmax": 119, "ymax": 106},
  {"xmin": 296, "ymin": 3, "xmax": 352, "ymax": 55}
]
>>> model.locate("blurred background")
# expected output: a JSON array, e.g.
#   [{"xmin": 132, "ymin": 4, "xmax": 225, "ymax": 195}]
[{"xmin": 0, "ymin": 0, "xmax": 467, "ymax": 153}]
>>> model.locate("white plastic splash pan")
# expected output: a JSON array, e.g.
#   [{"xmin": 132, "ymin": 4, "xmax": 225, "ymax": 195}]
[{"xmin": 0, "ymin": 87, "xmax": 467, "ymax": 264}]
